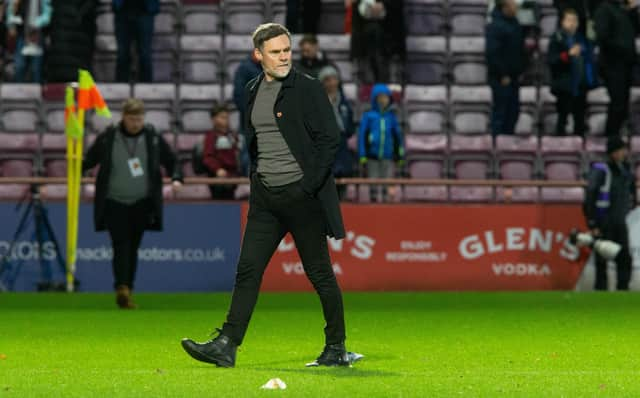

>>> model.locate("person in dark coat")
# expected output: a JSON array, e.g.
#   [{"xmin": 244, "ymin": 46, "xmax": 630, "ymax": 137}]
[
  {"xmin": 46, "ymin": 0, "xmax": 97, "ymax": 83},
  {"xmin": 318, "ymin": 65, "xmax": 355, "ymax": 200},
  {"xmin": 232, "ymin": 52, "xmax": 262, "ymax": 176},
  {"xmin": 583, "ymin": 136, "xmax": 636, "ymax": 290},
  {"xmin": 202, "ymin": 104, "xmax": 240, "ymax": 200},
  {"xmin": 548, "ymin": 8, "xmax": 598, "ymax": 136},
  {"xmin": 181, "ymin": 23, "xmax": 357, "ymax": 369},
  {"xmin": 286, "ymin": 0, "xmax": 321, "ymax": 33},
  {"xmin": 350, "ymin": 0, "xmax": 406, "ymax": 83},
  {"xmin": 594, "ymin": 0, "xmax": 640, "ymax": 136},
  {"xmin": 82, "ymin": 99, "xmax": 183, "ymax": 308},
  {"xmin": 485, "ymin": 0, "xmax": 526, "ymax": 136},
  {"xmin": 294, "ymin": 34, "xmax": 332, "ymax": 78},
  {"xmin": 554, "ymin": 0, "xmax": 603, "ymax": 37},
  {"xmin": 112, "ymin": 0, "xmax": 158, "ymax": 82}
]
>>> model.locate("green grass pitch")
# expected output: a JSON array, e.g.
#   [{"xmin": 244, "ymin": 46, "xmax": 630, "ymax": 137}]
[{"xmin": 1, "ymin": 292, "xmax": 639, "ymax": 397}]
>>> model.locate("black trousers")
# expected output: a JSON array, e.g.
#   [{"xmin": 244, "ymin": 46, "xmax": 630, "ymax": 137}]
[
  {"xmin": 555, "ymin": 92, "xmax": 586, "ymax": 136},
  {"xmin": 105, "ymin": 199, "xmax": 149, "ymax": 290},
  {"xmin": 222, "ymin": 176, "xmax": 346, "ymax": 346},
  {"xmin": 489, "ymin": 78, "xmax": 520, "ymax": 136},
  {"xmin": 595, "ymin": 222, "xmax": 632, "ymax": 291},
  {"xmin": 603, "ymin": 63, "xmax": 633, "ymax": 136}
]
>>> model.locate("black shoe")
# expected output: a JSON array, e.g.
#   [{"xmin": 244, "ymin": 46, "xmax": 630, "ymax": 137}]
[
  {"xmin": 181, "ymin": 328, "xmax": 237, "ymax": 368},
  {"xmin": 305, "ymin": 343, "xmax": 364, "ymax": 367}
]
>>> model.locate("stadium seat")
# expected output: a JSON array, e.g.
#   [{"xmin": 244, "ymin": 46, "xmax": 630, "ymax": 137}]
[
  {"xmin": 0, "ymin": 84, "xmax": 42, "ymax": 133},
  {"xmin": 224, "ymin": 0, "xmax": 267, "ymax": 34},
  {"xmin": 404, "ymin": 0, "xmax": 448, "ymax": 35},
  {"xmin": 316, "ymin": 34, "xmax": 353, "ymax": 82},
  {"xmin": 93, "ymin": 34, "xmax": 118, "ymax": 82},
  {"xmin": 133, "ymin": 84, "xmax": 176, "ymax": 133},
  {"xmin": 449, "ymin": 37, "xmax": 486, "ymax": 85},
  {"xmin": 449, "ymin": 134, "xmax": 494, "ymax": 202},
  {"xmin": 495, "ymin": 135, "xmax": 540, "ymax": 202},
  {"xmin": 406, "ymin": 36, "xmax": 447, "ymax": 84},
  {"xmin": 450, "ymin": 85, "xmax": 491, "ymax": 135},
  {"xmin": 404, "ymin": 85, "xmax": 448, "ymax": 135},
  {"xmin": 516, "ymin": 86, "xmax": 538, "ymax": 135},
  {"xmin": 223, "ymin": 34, "xmax": 255, "ymax": 82},
  {"xmin": 178, "ymin": 84, "xmax": 222, "ymax": 133},
  {"xmin": 540, "ymin": 136, "xmax": 584, "ymax": 202},
  {"xmin": 180, "ymin": 35, "xmax": 223, "ymax": 83},
  {"xmin": 404, "ymin": 134, "xmax": 448, "ymax": 202},
  {"xmin": 449, "ymin": 1, "xmax": 486, "ymax": 36},
  {"xmin": 182, "ymin": 1, "xmax": 222, "ymax": 34}
]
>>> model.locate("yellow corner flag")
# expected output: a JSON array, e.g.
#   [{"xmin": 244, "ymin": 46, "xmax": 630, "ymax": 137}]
[
  {"xmin": 78, "ymin": 69, "xmax": 112, "ymax": 119},
  {"xmin": 64, "ymin": 86, "xmax": 82, "ymax": 139}
]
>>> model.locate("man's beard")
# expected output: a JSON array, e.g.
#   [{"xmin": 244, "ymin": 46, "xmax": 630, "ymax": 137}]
[{"xmin": 266, "ymin": 65, "xmax": 291, "ymax": 79}]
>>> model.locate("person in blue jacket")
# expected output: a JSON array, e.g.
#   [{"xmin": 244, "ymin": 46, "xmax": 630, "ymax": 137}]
[
  {"xmin": 358, "ymin": 83, "xmax": 404, "ymax": 202},
  {"xmin": 112, "ymin": 0, "xmax": 158, "ymax": 82}
]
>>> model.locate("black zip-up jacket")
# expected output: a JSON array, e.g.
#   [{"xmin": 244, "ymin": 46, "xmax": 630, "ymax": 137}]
[
  {"xmin": 244, "ymin": 68, "xmax": 345, "ymax": 239},
  {"xmin": 485, "ymin": 8, "xmax": 526, "ymax": 80},
  {"xmin": 594, "ymin": 0, "xmax": 640, "ymax": 67},
  {"xmin": 82, "ymin": 123, "xmax": 183, "ymax": 231},
  {"xmin": 583, "ymin": 160, "xmax": 636, "ymax": 228}
]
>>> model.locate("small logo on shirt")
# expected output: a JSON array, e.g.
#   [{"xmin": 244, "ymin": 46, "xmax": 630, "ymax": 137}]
[{"xmin": 276, "ymin": 112, "xmax": 283, "ymax": 118}]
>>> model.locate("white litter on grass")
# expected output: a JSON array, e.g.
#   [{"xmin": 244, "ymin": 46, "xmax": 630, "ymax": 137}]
[{"xmin": 260, "ymin": 378, "xmax": 287, "ymax": 390}]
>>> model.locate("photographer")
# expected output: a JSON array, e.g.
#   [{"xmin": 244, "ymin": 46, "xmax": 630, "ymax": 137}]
[
  {"xmin": 83, "ymin": 99, "xmax": 183, "ymax": 308},
  {"xmin": 583, "ymin": 136, "xmax": 636, "ymax": 290}
]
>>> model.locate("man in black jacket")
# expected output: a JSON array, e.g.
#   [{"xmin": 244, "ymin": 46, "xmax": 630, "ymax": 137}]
[
  {"xmin": 583, "ymin": 136, "xmax": 636, "ymax": 290},
  {"xmin": 83, "ymin": 99, "xmax": 183, "ymax": 308},
  {"xmin": 485, "ymin": 0, "xmax": 526, "ymax": 136},
  {"xmin": 181, "ymin": 23, "xmax": 355, "ymax": 368},
  {"xmin": 594, "ymin": 0, "xmax": 640, "ymax": 136}
]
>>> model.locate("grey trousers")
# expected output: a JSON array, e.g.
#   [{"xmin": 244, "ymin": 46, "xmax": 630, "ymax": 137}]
[{"xmin": 367, "ymin": 159, "xmax": 394, "ymax": 202}]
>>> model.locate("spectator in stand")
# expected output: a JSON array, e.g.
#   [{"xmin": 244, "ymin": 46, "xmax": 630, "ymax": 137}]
[
  {"xmin": 113, "ymin": 0, "xmax": 158, "ymax": 83},
  {"xmin": 286, "ymin": 0, "xmax": 321, "ymax": 34},
  {"xmin": 46, "ymin": 0, "xmax": 97, "ymax": 83},
  {"xmin": 294, "ymin": 34, "xmax": 331, "ymax": 78},
  {"xmin": 319, "ymin": 65, "xmax": 355, "ymax": 200},
  {"xmin": 583, "ymin": 136, "xmax": 635, "ymax": 290},
  {"xmin": 485, "ymin": 0, "xmax": 526, "ymax": 136},
  {"xmin": 358, "ymin": 83, "xmax": 404, "ymax": 203},
  {"xmin": 553, "ymin": 0, "xmax": 602, "ymax": 38},
  {"xmin": 202, "ymin": 104, "xmax": 240, "ymax": 200},
  {"xmin": 233, "ymin": 52, "xmax": 262, "ymax": 176},
  {"xmin": 548, "ymin": 8, "xmax": 598, "ymax": 136},
  {"xmin": 350, "ymin": 0, "xmax": 406, "ymax": 83},
  {"xmin": 6, "ymin": 0, "xmax": 52, "ymax": 83},
  {"xmin": 594, "ymin": 0, "xmax": 640, "ymax": 137}
]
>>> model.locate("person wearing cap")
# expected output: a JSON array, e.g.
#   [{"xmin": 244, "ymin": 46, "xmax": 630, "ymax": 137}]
[
  {"xmin": 583, "ymin": 136, "xmax": 636, "ymax": 290},
  {"xmin": 318, "ymin": 65, "xmax": 355, "ymax": 200},
  {"xmin": 293, "ymin": 34, "xmax": 332, "ymax": 78}
]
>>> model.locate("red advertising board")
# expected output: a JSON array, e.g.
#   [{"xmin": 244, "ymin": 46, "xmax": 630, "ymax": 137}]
[{"xmin": 240, "ymin": 204, "xmax": 588, "ymax": 291}]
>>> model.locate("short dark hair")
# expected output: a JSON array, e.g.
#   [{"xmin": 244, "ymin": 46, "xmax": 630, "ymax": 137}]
[
  {"xmin": 562, "ymin": 8, "xmax": 578, "ymax": 19},
  {"xmin": 299, "ymin": 34, "xmax": 318, "ymax": 46},
  {"xmin": 210, "ymin": 104, "xmax": 229, "ymax": 117},
  {"xmin": 252, "ymin": 23, "xmax": 291, "ymax": 50}
]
